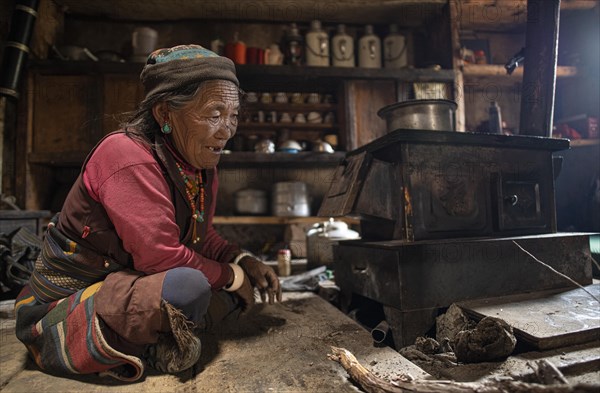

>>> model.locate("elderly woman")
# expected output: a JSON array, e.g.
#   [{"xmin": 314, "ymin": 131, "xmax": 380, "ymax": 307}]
[{"xmin": 15, "ymin": 45, "xmax": 281, "ymax": 381}]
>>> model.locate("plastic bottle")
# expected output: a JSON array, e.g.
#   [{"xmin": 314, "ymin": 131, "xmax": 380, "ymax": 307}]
[
  {"xmin": 489, "ymin": 101, "xmax": 503, "ymax": 134},
  {"xmin": 358, "ymin": 25, "xmax": 381, "ymax": 68},
  {"xmin": 284, "ymin": 23, "xmax": 303, "ymax": 66},
  {"xmin": 305, "ymin": 20, "xmax": 329, "ymax": 67},
  {"xmin": 383, "ymin": 24, "xmax": 407, "ymax": 69},
  {"xmin": 331, "ymin": 24, "xmax": 354, "ymax": 67}
]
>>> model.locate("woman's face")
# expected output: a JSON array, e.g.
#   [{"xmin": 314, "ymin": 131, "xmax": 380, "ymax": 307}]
[{"xmin": 161, "ymin": 80, "xmax": 239, "ymax": 169}]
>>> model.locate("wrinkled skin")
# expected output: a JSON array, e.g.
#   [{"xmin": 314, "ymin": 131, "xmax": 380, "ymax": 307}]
[
  {"xmin": 152, "ymin": 80, "xmax": 282, "ymax": 309},
  {"xmin": 231, "ymin": 257, "xmax": 282, "ymax": 312},
  {"xmin": 152, "ymin": 80, "xmax": 239, "ymax": 169}
]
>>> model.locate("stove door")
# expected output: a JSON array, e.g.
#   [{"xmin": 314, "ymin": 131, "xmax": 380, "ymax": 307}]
[{"xmin": 494, "ymin": 173, "xmax": 547, "ymax": 231}]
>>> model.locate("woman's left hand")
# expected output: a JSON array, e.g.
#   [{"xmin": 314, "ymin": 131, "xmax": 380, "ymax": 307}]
[{"xmin": 238, "ymin": 257, "xmax": 282, "ymax": 305}]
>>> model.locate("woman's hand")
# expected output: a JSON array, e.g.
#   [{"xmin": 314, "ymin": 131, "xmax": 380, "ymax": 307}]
[
  {"xmin": 238, "ymin": 257, "xmax": 282, "ymax": 305},
  {"xmin": 234, "ymin": 275, "xmax": 255, "ymax": 312}
]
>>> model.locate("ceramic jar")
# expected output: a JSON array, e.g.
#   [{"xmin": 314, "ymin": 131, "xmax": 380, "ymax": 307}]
[
  {"xmin": 383, "ymin": 24, "xmax": 407, "ymax": 69},
  {"xmin": 358, "ymin": 25, "xmax": 381, "ymax": 68},
  {"xmin": 305, "ymin": 20, "xmax": 330, "ymax": 67},
  {"xmin": 332, "ymin": 24, "xmax": 354, "ymax": 67}
]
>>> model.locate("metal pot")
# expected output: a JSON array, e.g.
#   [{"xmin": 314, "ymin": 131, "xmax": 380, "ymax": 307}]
[
  {"xmin": 306, "ymin": 219, "xmax": 360, "ymax": 270},
  {"xmin": 235, "ymin": 189, "xmax": 268, "ymax": 215},
  {"xmin": 272, "ymin": 182, "xmax": 310, "ymax": 217},
  {"xmin": 377, "ymin": 99, "xmax": 457, "ymax": 132}
]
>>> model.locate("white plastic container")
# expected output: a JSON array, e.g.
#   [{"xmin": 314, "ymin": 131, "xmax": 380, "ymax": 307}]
[
  {"xmin": 305, "ymin": 20, "xmax": 330, "ymax": 67},
  {"xmin": 358, "ymin": 25, "xmax": 381, "ymax": 68},
  {"xmin": 383, "ymin": 24, "xmax": 407, "ymax": 69},
  {"xmin": 331, "ymin": 24, "xmax": 354, "ymax": 67}
]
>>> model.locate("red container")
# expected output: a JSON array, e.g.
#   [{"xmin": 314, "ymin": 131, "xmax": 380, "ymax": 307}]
[
  {"xmin": 225, "ymin": 41, "xmax": 246, "ymax": 64},
  {"xmin": 246, "ymin": 47, "xmax": 264, "ymax": 64}
]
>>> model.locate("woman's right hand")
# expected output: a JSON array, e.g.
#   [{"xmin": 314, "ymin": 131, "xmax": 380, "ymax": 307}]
[{"xmin": 234, "ymin": 275, "xmax": 255, "ymax": 312}]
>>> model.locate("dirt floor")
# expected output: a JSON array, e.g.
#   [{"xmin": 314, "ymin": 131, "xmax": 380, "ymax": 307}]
[
  {"xmin": 0, "ymin": 293, "xmax": 428, "ymax": 392},
  {"xmin": 1, "ymin": 291, "xmax": 598, "ymax": 392}
]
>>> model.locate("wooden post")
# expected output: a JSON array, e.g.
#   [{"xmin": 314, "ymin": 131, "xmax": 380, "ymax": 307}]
[
  {"xmin": 519, "ymin": 0, "xmax": 561, "ymax": 137},
  {"xmin": 449, "ymin": 0, "xmax": 466, "ymax": 132}
]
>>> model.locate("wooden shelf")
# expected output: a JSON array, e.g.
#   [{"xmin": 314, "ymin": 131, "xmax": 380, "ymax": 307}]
[
  {"xmin": 219, "ymin": 152, "xmax": 345, "ymax": 167},
  {"xmin": 28, "ymin": 61, "xmax": 456, "ymax": 83},
  {"xmin": 213, "ymin": 216, "xmax": 359, "ymax": 225},
  {"xmin": 568, "ymin": 139, "xmax": 600, "ymax": 147},
  {"xmin": 462, "ymin": 64, "xmax": 579, "ymax": 81},
  {"xmin": 242, "ymin": 103, "xmax": 337, "ymax": 112},
  {"xmin": 28, "ymin": 151, "xmax": 346, "ymax": 167},
  {"xmin": 237, "ymin": 64, "xmax": 456, "ymax": 83},
  {"xmin": 28, "ymin": 152, "xmax": 87, "ymax": 167},
  {"xmin": 237, "ymin": 123, "xmax": 338, "ymax": 131}
]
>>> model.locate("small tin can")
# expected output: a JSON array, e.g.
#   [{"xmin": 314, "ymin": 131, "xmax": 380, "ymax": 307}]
[{"xmin": 277, "ymin": 249, "xmax": 292, "ymax": 277}]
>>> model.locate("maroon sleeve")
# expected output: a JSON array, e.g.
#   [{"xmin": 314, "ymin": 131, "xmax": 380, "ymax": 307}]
[{"xmin": 83, "ymin": 134, "xmax": 231, "ymax": 289}]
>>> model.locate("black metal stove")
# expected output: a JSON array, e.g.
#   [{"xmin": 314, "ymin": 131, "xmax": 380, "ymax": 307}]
[{"xmin": 320, "ymin": 130, "xmax": 594, "ymax": 347}]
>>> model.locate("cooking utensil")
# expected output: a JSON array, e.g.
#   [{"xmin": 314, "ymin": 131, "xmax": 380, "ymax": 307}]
[
  {"xmin": 311, "ymin": 140, "xmax": 334, "ymax": 153},
  {"xmin": 254, "ymin": 138, "xmax": 275, "ymax": 153},
  {"xmin": 377, "ymin": 99, "xmax": 457, "ymax": 132},
  {"xmin": 278, "ymin": 139, "xmax": 303, "ymax": 153},
  {"xmin": 306, "ymin": 218, "xmax": 360, "ymax": 269}
]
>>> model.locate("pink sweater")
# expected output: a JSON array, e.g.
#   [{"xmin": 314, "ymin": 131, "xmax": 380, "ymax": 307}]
[{"xmin": 82, "ymin": 133, "xmax": 232, "ymax": 289}]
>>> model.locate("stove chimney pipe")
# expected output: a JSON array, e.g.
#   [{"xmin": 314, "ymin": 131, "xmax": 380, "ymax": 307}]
[{"xmin": 0, "ymin": 0, "xmax": 40, "ymax": 100}]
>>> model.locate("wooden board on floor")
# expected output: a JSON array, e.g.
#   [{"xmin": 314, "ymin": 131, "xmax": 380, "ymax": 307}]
[
  {"xmin": 1, "ymin": 293, "xmax": 428, "ymax": 392},
  {"xmin": 459, "ymin": 284, "xmax": 600, "ymax": 350}
]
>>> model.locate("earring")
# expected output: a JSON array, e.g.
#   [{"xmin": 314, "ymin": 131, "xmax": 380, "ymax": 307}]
[{"xmin": 161, "ymin": 114, "xmax": 172, "ymax": 134}]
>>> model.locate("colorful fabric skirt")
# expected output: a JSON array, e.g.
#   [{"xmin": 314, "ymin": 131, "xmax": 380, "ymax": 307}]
[{"xmin": 15, "ymin": 282, "xmax": 145, "ymax": 382}]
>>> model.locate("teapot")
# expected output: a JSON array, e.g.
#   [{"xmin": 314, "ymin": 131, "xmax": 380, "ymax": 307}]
[{"xmin": 306, "ymin": 219, "xmax": 360, "ymax": 269}]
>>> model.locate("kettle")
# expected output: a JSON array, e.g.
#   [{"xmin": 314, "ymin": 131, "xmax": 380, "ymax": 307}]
[{"xmin": 306, "ymin": 218, "xmax": 360, "ymax": 270}]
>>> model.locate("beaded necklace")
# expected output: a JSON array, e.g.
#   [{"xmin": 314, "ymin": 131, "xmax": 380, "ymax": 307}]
[{"xmin": 175, "ymin": 161, "xmax": 205, "ymax": 243}]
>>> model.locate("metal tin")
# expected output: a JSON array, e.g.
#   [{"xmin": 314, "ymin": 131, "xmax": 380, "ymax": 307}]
[{"xmin": 377, "ymin": 99, "xmax": 457, "ymax": 132}]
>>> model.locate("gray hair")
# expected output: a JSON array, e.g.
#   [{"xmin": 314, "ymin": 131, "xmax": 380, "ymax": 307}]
[
  {"xmin": 122, "ymin": 83, "xmax": 245, "ymax": 145},
  {"xmin": 121, "ymin": 83, "xmax": 204, "ymax": 144}
]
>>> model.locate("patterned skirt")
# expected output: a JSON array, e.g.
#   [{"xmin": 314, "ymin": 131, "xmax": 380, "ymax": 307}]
[{"xmin": 14, "ymin": 282, "xmax": 145, "ymax": 382}]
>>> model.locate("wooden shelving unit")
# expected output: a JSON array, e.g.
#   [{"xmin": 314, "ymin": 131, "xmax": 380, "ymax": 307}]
[
  {"xmin": 213, "ymin": 216, "xmax": 359, "ymax": 225},
  {"xmin": 28, "ymin": 151, "xmax": 346, "ymax": 167},
  {"xmin": 237, "ymin": 123, "xmax": 338, "ymax": 131},
  {"xmin": 462, "ymin": 64, "xmax": 579, "ymax": 83},
  {"xmin": 28, "ymin": 61, "xmax": 456, "ymax": 83}
]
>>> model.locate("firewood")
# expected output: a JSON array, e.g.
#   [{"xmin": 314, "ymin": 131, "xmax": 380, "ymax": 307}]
[{"xmin": 328, "ymin": 346, "xmax": 598, "ymax": 393}]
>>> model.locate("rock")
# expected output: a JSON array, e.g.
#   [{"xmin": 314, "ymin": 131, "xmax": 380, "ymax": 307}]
[
  {"xmin": 454, "ymin": 317, "xmax": 517, "ymax": 363},
  {"xmin": 436, "ymin": 304, "xmax": 474, "ymax": 345},
  {"xmin": 414, "ymin": 336, "xmax": 440, "ymax": 355}
]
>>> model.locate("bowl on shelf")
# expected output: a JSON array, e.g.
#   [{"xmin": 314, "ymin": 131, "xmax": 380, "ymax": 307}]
[
  {"xmin": 278, "ymin": 139, "xmax": 303, "ymax": 153},
  {"xmin": 311, "ymin": 140, "xmax": 334, "ymax": 153}
]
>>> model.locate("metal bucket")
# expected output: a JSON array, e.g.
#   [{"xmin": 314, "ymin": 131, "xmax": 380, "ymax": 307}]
[{"xmin": 377, "ymin": 99, "xmax": 457, "ymax": 132}]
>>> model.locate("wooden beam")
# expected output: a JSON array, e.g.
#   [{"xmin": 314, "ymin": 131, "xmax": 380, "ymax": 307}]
[
  {"xmin": 519, "ymin": 0, "xmax": 561, "ymax": 137},
  {"xmin": 449, "ymin": 0, "xmax": 466, "ymax": 132}
]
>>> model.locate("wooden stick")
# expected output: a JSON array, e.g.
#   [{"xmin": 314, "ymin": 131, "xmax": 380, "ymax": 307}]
[{"xmin": 328, "ymin": 346, "xmax": 598, "ymax": 393}]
